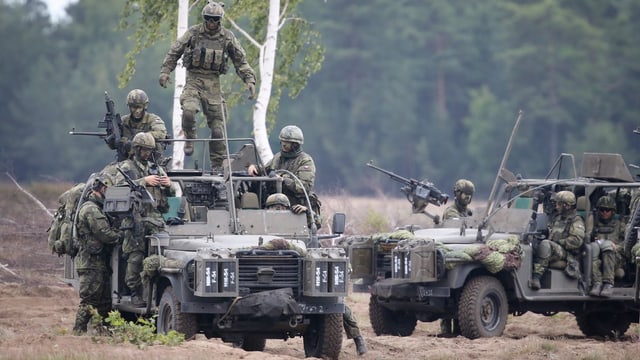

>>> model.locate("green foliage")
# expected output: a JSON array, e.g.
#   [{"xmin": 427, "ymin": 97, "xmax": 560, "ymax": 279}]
[
  {"xmin": 102, "ymin": 310, "xmax": 185, "ymax": 348},
  {"xmin": 3, "ymin": 0, "xmax": 640, "ymax": 196}
]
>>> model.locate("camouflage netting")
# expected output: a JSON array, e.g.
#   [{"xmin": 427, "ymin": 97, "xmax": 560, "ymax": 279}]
[
  {"xmin": 259, "ymin": 238, "xmax": 306, "ymax": 255},
  {"xmin": 438, "ymin": 235, "xmax": 522, "ymax": 273},
  {"xmin": 141, "ymin": 254, "xmax": 183, "ymax": 281},
  {"xmin": 339, "ymin": 229, "xmax": 416, "ymax": 245}
]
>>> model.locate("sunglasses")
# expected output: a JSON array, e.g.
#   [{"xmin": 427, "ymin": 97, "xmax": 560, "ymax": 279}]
[
  {"xmin": 204, "ymin": 15, "xmax": 221, "ymax": 23},
  {"xmin": 598, "ymin": 208, "xmax": 613, "ymax": 213}
]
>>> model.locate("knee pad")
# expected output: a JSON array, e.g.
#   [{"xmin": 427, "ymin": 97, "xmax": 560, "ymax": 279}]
[
  {"xmin": 536, "ymin": 240, "xmax": 552, "ymax": 259},
  {"xmin": 598, "ymin": 239, "xmax": 615, "ymax": 253},
  {"xmin": 211, "ymin": 126, "xmax": 224, "ymax": 139},
  {"xmin": 182, "ymin": 110, "xmax": 196, "ymax": 129}
]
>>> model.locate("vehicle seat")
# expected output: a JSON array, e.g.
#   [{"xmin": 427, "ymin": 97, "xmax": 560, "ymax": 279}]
[{"xmin": 240, "ymin": 192, "xmax": 260, "ymax": 209}]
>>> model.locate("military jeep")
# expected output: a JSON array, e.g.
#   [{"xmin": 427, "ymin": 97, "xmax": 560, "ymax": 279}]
[
  {"xmin": 65, "ymin": 138, "xmax": 348, "ymax": 359},
  {"xmin": 358, "ymin": 117, "xmax": 640, "ymax": 339}
]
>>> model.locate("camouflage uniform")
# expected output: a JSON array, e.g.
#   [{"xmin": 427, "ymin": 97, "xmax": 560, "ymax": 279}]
[
  {"xmin": 533, "ymin": 209, "xmax": 585, "ymax": 277},
  {"xmin": 442, "ymin": 203, "xmax": 471, "ymax": 220},
  {"xmin": 119, "ymin": 112, "xmax": 167, "ymax": 160},
  {"xmin": 73, "ymin": 192, "xmax": 122, "ymax": 333},
  {"xmin": 115, "ymin": 157, "xmax": 174, "ymax": 295},
  {"xmin": 159, "ymin": 17, "xmax": 255, "ymax": 168},
  {"xmin": 590, "ymin": 214, "xmax": 625, "ymax": 294}
]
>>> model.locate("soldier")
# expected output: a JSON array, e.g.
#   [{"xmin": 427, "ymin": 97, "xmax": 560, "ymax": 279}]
[
  {"xmin": 115, "ymin": 132, "xmax": 175, "ymax": 306},
  {"xmin": 590, "ymin": 196, "xmax": 626, "ymax": 297},
  {"xmin": 265, "ymin": 192, "xmax": 307, "ymax": 214},
  {"xmin": 73, "ymin": 175, "xmax": 123, "ymax": 334},
  {"xmin": 442, "ymin": 179, "xmax": 474, "ymax": 220},
  {"xmin": 248, "ymin": 125, "xmax": 321, "ymax": 229},
  {"xmin": 106, "ymin": 89, "xmax": 167, "ymax": 162},
  {"xmin": 530, "ymin": 191, "xmax": 585, "ymax": 290},
  {"xmin": 159, "ymin": 1, "xmax": 256, "ymax": 170},
  {"xmin": 264, "ymin": 193, "xmax": 367, "ymax": 356}
]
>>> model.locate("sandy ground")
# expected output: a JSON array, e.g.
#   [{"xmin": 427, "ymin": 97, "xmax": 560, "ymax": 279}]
[{"xmin": 1, "ymin": 186, "xmax": 639, "ymax": 359}]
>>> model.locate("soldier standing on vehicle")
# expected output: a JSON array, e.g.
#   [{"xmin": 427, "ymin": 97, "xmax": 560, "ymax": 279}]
[
  {"xmin": 106, "ymin": 89, "xmax": 167, "ymax": 162},
  {"xmin": 115, "ymin": 132, "xmax": 175, "ymax": 306},
  {"xmin": 158, "ymin": 1, "xmax": 256, "ymax": 171},
  {"xmin": 439, "ymin": 179, "xmax": 475, "ymax": 335},
  {"xmin": 248, "ymin": 125, "xmax": 321, "ymax": 229},
  {"xmin": 530, "ymin": 191, "xmax": 585, "ymax": 290},
  {"xmin": 73, "ymin": 175, "xmax": 123, "ymax": 334},
  {"xmin": 442, "ymin": 179, "xmax": 475, "ymax": 220},
  {"xmin": 590, "ymin": 196, "xmax": 626, "ymax": 297}
]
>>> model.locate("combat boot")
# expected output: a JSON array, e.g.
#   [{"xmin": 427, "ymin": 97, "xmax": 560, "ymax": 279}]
[
  {"xmin": 354, "ymin": 335, "xmax": 368, "ymax": 356},
  {"xmin": 529, "ymin": 274, "xmax": 541, "ymax": 290},
  {"xmin": 589, "ymin": 283, "xmax": 602, "ymax": 297},
  {"xmin": 131, "ymin": 287, "xmax": 146, "ymax": 307},
  {"xmin": 599, "ymin": 282, "xmax": 613, "ymax": 297}
]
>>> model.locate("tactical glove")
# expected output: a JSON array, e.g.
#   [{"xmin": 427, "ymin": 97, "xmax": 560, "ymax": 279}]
[
  {"xmin": 291, "ymin": 204, "xmax": 307, "ymax": 215},
  {"xmin": 159, "ymin": 73, "xmax": 171, "ymax": 88},
  {"xmin": 247, "ymin": 82, "xmax": 256, "ymax": 100}
]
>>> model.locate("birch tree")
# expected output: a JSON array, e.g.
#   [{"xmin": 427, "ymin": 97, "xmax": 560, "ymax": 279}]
[{"xmin": 119, "ymin": 0, "xmax": 324, "ymax": 165}]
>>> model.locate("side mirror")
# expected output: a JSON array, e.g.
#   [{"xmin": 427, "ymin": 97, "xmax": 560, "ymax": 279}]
[{"xmin": 331, "ymin": 213, "xmax": 346, "ymax": 235}]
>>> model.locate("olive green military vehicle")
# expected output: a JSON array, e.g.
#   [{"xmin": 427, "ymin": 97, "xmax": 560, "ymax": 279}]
[
  {"xmin": 357, "ymin": 114, "xmax": 640, "ymax": 339},
  {"xmin": 64, "ymin": 139, "xmax": 348, "ymax": 359}
]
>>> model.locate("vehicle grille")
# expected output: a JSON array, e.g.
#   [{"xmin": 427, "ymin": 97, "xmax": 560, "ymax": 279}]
[{"xmin": 238, "ymin": 256, "xmax": 303, "ymax": 297}]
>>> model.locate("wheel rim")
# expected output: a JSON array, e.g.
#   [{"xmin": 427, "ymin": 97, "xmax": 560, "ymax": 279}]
[
  {"xmin": 480, "ymin": 292, "xmax": 501, "ymax": 331},
  {"xmin": 161, "ymin": 304, "xmax": 173, "ymax": 332}
]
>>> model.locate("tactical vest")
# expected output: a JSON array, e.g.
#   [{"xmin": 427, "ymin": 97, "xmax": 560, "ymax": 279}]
[
  {"xmin": 593, "ymin": 219, "xmax": 622, "ymax": 243},
  {"xmin": 185, "ymin": 28, "xmax": 229, "ymax": 74}
]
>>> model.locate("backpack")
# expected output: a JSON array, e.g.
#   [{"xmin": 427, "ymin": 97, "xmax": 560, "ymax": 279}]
[{"xmin": 47, "ymin": 183, "xmax": 87, "ymax": 257}]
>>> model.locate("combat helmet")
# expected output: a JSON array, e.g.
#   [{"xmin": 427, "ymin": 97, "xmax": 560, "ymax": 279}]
[
  {"xmin": 279, "ymin": 125, "xmax": 304, "ymax": 145},
  {"xmin": 92, "ymin": 173, "xmax": 113, "ymax": 191},
  {"xmin": 132, "ymin": 132, "xmax": 155, "ymax": 149},
  {"xmin": 265, "ymin": 193, "xmax": 291, "ymax": 208},
  {"xmin": 555, "ymin": 190, "xmax": 576, "ymax": 206},
  {"xmin": 453, "ymin": 179, "xmax": 475, "ymax": 195},
  {"xmin": 202, "ymin": 1, "xmax": 225, "ymax": 21},
  {"xmin": 127, "ymin": 89, "xmax": 149, "ymax": 109},
  {"xmin": 596, "ymin": 195, "xmax": 616, "ymax": 210}
]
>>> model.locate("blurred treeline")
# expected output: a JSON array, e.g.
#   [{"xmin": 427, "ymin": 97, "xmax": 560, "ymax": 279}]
[{"xmin": 2, "ymin": 0, "xmax": 640, "ymax": 198}]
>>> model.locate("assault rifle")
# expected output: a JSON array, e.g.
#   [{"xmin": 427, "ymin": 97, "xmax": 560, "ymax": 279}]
[
  {"xmin": 116, "ymin": 167, "xmax": 155, "ymax": 206},
  {"xmin": 367, "ymin": 161, "xmax": 449, "ymax": 222},
  {"xmin": 69, "ymin": 91, "xmax": 127, "ymax": 161}
]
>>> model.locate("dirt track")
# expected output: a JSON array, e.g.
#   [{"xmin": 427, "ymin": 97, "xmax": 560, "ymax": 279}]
[{"xmin": 1, "ymin": 185, "xmax": 639, "ymax": 359}]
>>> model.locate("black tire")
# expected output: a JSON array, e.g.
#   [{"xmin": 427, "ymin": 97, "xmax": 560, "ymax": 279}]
[
  {"xmin": 157, "ymin": 286, "xmax": 198, "ymax": 340},
  {"xmin": 241, "ymin": 336, "xmax": 267, "ymax": 351},
  {"xmin": 303, "ymin": 314, "xmax": 343, "ymax": 360},
  {"xmin": 575, "ymin": 311, "xmax": 631, "ymax": 338},
  {"xmin": 458, "ymin": 276, "xmax": 508, "ymax": 339},
  {"xmin": 368, "ymin": 295, "xmax": 417, "ymax": 336}
]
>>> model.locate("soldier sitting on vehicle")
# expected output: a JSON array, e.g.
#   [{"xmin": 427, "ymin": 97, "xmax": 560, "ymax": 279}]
[
  {"xmin": 589, "ymin": 195, "xmax": 627, "ymax": 297},
  {"xmin": 442, "ymin": 179, "xmax": 474, "ymax": 220},
  {"xmin": 530, "ymin": 191, "xmax": 585, "ymax": 290}
]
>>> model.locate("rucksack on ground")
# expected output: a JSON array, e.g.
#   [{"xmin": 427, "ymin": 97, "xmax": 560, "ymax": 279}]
[{"xmin": 47, "ymin": 182, "xmax": 86, "ymax": 257}]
